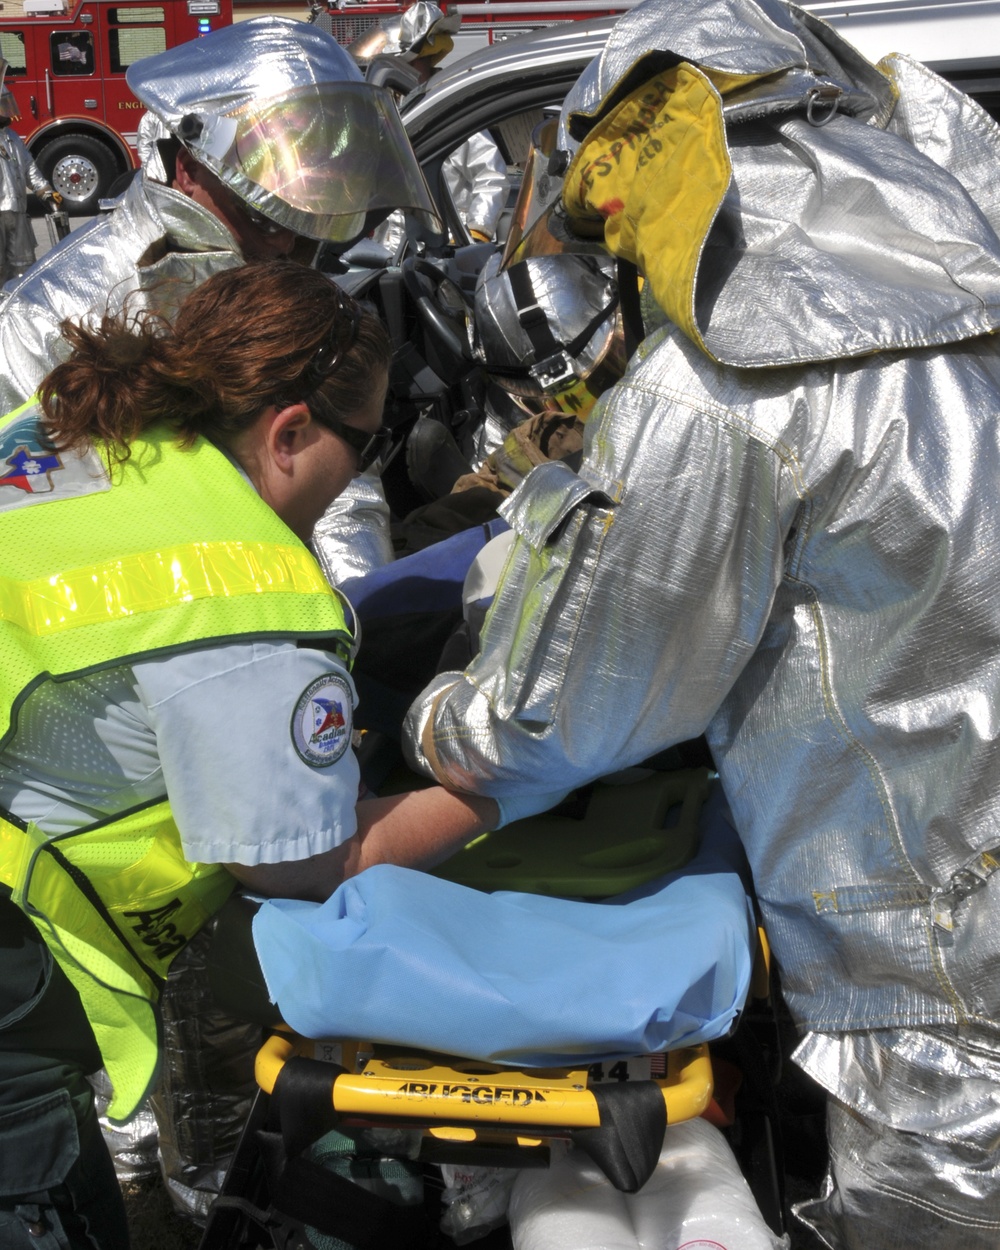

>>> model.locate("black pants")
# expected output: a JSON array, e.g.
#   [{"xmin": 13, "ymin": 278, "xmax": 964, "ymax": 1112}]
[{"xmin": 0, "ymin": 895, "xmax": 129, "ymax": 1250}]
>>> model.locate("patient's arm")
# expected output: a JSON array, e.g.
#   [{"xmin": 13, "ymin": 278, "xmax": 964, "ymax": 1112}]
[{"xmin": 223, "ymin": 786, "xmax": 498, "ymax": 903}]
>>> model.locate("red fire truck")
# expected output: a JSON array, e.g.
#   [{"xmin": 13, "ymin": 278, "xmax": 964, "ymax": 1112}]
[{"xmin": 0, "ymin": 0, "xmax": 232, "ymax": 213}]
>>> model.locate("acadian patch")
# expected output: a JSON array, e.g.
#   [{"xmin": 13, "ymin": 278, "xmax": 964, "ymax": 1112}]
[
  {"xmin": 290, "ymin": 673, "xmax": 353, "ymax": 768},
  {"xmin": 0, "ymin": 406, "xmax": 110, "ymax": 513}
]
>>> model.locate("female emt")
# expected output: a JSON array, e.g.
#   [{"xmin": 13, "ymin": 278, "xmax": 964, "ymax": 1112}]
[{"xmin": 0, "ymin": 261, "xmax": 499, "ymax": 1249}]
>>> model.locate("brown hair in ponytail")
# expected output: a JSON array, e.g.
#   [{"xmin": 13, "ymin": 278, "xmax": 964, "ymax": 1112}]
[{"xmin": 39, "ymin": 261, "xmax": 391, "ymax": 464}]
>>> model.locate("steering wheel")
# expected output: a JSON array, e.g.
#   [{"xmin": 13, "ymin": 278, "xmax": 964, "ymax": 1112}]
[{"xmin": 400, "ymin": 255, "xmax": 474, "ymax": 368}]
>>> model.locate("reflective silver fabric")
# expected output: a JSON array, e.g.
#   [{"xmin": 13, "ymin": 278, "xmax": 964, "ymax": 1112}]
[
  {"xmin": 135, "ymin": 111, "xmax": 169, "ymax": 184},
  {"xmin": 555, "ymin": 0, "xmax": 891, "ymax": 164},
  {"xmin": 375, "ymin": 133, "xmax": 508, "ymax": 254},
  {"xmin": 347, "ymin": 0, "xmax": 459, "ymax": 62},
  {"xmin": 129, "ymin": 10, "xmax": 361, "ymax": 123},
  {"xmin": 559, "ymin": 4, "xmax": 1000, "ymax": 366},
  {"xmin": 0, "ymin": 127, "xmax": 50, "ymax": 212},
  {"xmin": 442, "ymin": 131, "xmax": 509, "ymax": 239},
  {"xmin": 405, "ymin": 0, "xmax": 1000, "ymax": 1046},
  {"xmin": 791, "ymin": 1020, "xmax": 1000, "ymax": 1242},
  {"xmin": 795, "ymin": 1093, "xmax": 1000, "ymax": 1248},
  {"xmin": 312, "ymin": 473, "xmax": 394, "ymax": 584},
  {"xmin": 398, "ymin": 0, "xmax": 458, "ymax": 55},
  {"xmin": 0, "ymin": 89, "xmax": 18, "ymax": 125},
  {"xmin": 472, "ymin": 250, "xmax": 620, "ymax": 401},
  {"xmin": 0, "ymin": 210, "xmax": 36, "ymax": 285},
  {"xmin": 796, "ymin": 1027, "xmax": 1000, "ymax": 1149},
  {"xmin": 0, "ymin": 172, "xmax": 242, "ymax": 412}
]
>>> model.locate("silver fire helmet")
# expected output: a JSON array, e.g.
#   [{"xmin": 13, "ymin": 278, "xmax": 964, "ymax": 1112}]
[
  {"xmin": 347, "ymin": 1, "xmax": 458, "ymax": 66},
  {"xmin": 126, "ymin": 16, "xmax": 441, "ymax": 244},
  {"xmin": 472, "ymin": 251, "xmax": 627, "ymax": 419}
]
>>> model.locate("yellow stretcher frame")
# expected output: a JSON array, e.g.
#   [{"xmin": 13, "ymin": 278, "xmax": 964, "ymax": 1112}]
[{"xmin": 255, "ymin": 1031, "xmax": 714, "ymax": 1143}]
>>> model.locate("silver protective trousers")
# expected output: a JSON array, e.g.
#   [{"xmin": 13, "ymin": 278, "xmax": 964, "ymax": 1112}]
[
  {"xmin": 795, "ymin": 1098, "xmax": 1000, "ymax": 1249},
  {"xmin": 0, "ymin": 210, "xmax": 34, "ymax": 285}
]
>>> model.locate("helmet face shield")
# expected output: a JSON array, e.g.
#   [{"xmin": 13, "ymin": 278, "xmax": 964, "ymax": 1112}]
[
  {"xmin": 347, "ymin": 25, "xmax": 397, "ymax": 64},
  {"xmin": 127, "ymin": 15, "xmax": 441, "ymax": 247},
  {"xmin": 201, "ymin": 82, "xmax": 440, "ymax": 243},
  {"xmin": 347, "ymin": 3, "xmax": 458, "ymax": 64}
]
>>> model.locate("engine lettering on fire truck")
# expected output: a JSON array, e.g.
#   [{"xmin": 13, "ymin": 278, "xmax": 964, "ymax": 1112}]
[{"xmin": 393, "ymin": 1081, "xmax": 547, "ymax": 1106}]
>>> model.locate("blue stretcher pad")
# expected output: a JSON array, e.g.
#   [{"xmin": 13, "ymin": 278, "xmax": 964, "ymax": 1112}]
[
  {"xmin": 340, "ymin": 518, "xmax": 510, "ymax": 618},
  {"xmin": 252, "ymin": 788, "xmax": 756, "ymax": 1065}
]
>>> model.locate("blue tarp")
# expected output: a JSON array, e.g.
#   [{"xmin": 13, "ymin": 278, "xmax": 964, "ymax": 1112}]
[{"xmin": 252, "ymin": 785, "xmax": 756, "ymax": 1064}]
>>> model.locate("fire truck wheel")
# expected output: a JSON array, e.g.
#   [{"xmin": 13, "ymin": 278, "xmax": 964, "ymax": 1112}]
[{"xmin": 35, "ymin": 134, "xmax": 121, "ymax": 217}]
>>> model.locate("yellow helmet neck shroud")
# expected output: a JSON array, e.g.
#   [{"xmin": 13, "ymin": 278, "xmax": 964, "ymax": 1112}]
[{"xmin": 563, "ymin": 65, "xmax": 764, "ymax": 359}]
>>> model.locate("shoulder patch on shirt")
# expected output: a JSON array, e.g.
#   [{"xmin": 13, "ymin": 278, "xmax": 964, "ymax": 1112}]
[{"xmin": 290, "ymin": 673, "xmax": 353, "ymax": 768}]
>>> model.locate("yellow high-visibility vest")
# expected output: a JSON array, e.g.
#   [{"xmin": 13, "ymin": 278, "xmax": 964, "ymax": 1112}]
[{"xmin": 0, "ymin": 398, "xmax": 352, "ymax": 1121}]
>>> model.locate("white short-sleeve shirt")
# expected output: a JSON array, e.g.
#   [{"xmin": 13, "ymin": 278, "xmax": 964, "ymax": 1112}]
[{"xmin": 0, "ymin": 640, "xmax": 360, "ymax": 866}]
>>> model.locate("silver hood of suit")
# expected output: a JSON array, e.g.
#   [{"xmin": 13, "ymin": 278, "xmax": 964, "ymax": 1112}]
[{"xmin": 554, "ymin": 0, "xmax": 1000, "ymax": 366}]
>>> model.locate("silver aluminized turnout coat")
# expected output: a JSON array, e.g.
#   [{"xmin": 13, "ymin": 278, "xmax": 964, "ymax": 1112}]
[
  {"xmin": 442, "ymin": 130, "xmax": 509, "ymax": 240},
  {"xmin": 406, "ymin": 0, "xmax": 1000, "ymax": 1045},
  {"xmin": 0, "ymin": 171, "xmax": 242, "ymax": 412},
  {"xmin": 0, "ymin": 126, "xmax": 50, "ymax": 213},
  {"xmin": 0, "ymin": 126, "xmax": 51, "ymax": 283}
]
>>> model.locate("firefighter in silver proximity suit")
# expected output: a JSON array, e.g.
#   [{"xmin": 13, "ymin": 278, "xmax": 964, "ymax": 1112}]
[
  {"xmin": 0, "ymin": 70, "xmax": 58, "ymax": 286},
  {"xmin": 0, "ymin": 15, "xmax": 439, "ymax": 1223},
  {"xmin": 134, "ymin": 109, "xmax": 169, "ymax": 184},
  {"xmin": 0, "ymin": 15, "xmax": 438, "ymax": 416},
  {"xmin": 312, "ymin": 0, "xmax": 512, "ymax": 585},
  {"xmin": 460, "ymin": 248, "xmax": 627, "ymax": 496},
  {"xmin": 350, "ymin": 1, "xmax": 510, "ymax": 245},
  {"xmin": 405, "ymin": 0, "xmax": 1000, "ymax": 1244}
]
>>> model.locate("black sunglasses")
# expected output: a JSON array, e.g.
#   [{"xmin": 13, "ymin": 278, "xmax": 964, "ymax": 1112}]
[
  {"xmin": 325, "ymin": 416, "xmax": 394, "ymax": 473},
  {"xmin": 277, "ymin": 287, "xmax": 389, "ymax": 468}
]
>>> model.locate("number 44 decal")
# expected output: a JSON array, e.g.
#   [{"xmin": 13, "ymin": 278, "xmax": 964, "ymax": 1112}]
[{"xmin": 588, "ymin": 1057, "xmax": 653, "ymax": 1084}]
